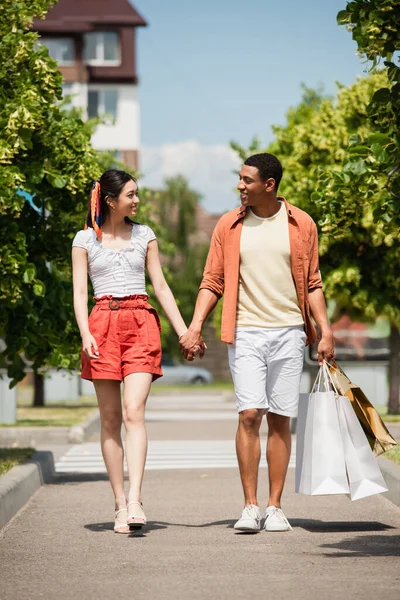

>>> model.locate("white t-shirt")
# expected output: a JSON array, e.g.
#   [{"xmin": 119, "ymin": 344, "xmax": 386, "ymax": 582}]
[
  {"xmin": 72, "ymin": 223, "xmax": 156, "ymax": 297},
  {"xmin": 236, "ymin": 203, "xmax": 304, "ymax": 328}
]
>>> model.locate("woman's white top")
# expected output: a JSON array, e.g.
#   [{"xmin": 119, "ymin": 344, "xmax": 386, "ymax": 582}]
[{"xmin": 72, "ymin": 223, "xmax": 156, "ymax": 297}]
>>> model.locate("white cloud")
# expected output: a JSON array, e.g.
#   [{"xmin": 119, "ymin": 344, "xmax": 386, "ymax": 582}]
[{"xmin": 140, "ymin": 140, "xmax": 241, "ymax": 214}]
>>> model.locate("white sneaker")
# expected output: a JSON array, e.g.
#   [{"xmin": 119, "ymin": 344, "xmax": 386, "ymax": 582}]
[
  {"xmin": 264, "ymin": 506, "xmax": 292, "ymax": 532},
  {"xmin": 233, "ymin": 504, "xmax": 261, "ymax": 532}
]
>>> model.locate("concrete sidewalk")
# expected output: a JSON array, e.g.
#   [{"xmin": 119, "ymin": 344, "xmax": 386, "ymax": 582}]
[
  {"xmin": 1, "ymin": 395, "xmax": 399, "ymax": 600},
  {"xmin": 0, "ymin": 469, "xmax": 399, "ymax": 600}
]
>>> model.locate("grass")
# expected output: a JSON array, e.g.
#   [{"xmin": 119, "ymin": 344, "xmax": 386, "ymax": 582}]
[
  {"xmin": 0, "ymin": 448, "xmax": 35, "ymax": 476},
  {"xmin": 376, "ymin": 406, "xmax": 400, "ymax": 423},
  {"xmin": 0, "ymin": 387, "xmax": 98, "ymax": 428},
  {"xmin": 384, "ymin": 446, "xmax": 400, "ymax": 466}
]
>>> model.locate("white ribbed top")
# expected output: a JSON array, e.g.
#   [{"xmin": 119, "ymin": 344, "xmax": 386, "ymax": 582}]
[{"xmin": 72, "ymin": 223, "xmax": 156, "ymax": 297}]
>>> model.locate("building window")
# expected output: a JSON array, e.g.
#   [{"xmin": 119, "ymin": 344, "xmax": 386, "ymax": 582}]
[
  {"xmin": 88, "ymin": 89, "xmax": 118, "ymax": 119},
  {"xmin": 40, "ymin": 37, "xmax": 75, "ymax": 65},
  {"xmin": 84, "ymin": 32, "xmax": 120, "ymax": 65},
  {"xmin": 61, "ymin": 84, "xmax": 74, "ymax": 110}
]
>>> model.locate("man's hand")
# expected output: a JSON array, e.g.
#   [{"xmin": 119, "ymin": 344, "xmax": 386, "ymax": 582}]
[
  {"xmin": 180, "ymin": 328, "xmax": 206, "ymax": 361},
  {"xmin": 317, "ymin": 331, "xmax": 335, "ymax": 366}
]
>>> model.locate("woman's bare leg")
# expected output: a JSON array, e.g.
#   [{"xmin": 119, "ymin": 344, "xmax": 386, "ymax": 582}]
[
  {"xmin": 122, "ymin": 372, "xmax": 153, "ymax": 513},
  {"xmin": 93, "ymin": 379, "xmax": 126, "ymax": 510}
]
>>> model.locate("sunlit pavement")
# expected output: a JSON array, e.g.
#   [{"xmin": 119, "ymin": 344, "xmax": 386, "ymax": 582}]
[{"xmin": 1, "ymin": 392, "xmax": 399, "ymax": 600}]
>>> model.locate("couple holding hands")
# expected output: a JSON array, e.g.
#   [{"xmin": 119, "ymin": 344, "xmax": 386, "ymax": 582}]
[{"xmin": 72, "ymin": 153, "xmax": 335, "ymax": 534}]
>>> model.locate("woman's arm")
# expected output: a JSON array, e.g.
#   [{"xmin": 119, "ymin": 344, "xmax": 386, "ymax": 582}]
[
  {"xmin": 72, "ymin": 247, "xmax": 99, "ymax": 359},
  {"xmin": 145, "ymin": 240, "xmax": 190, "ymax": 342}
]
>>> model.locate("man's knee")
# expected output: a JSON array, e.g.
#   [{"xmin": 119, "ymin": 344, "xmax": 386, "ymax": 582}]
[
  {"xmin": 238, "ymin": 409, "xmax": 264, "ymax": 434},
  {"xmin": 267, "ymin": 411, "xmax": 291, "ymax": 434}
]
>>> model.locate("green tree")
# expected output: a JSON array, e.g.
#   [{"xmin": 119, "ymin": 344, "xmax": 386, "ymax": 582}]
[
  {"xmin": 152, "ymin": 176, "xmax": 209, "ymax": 358},
  {"xmin": 0, "ymin": 1, "xmax": 105, "ymax": 403},
  {"xmin": 230, "ymin": 70, "xmax": 399, "ymax": 412},
  {"xmin": 319, "ymin": 0, "xmax": 400, "ymax": 413}
]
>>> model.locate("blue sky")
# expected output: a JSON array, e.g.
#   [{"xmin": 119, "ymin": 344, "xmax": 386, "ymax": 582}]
[{"xmin": 134, "ymin": 0, "xmax": 365, "ymax": 213}]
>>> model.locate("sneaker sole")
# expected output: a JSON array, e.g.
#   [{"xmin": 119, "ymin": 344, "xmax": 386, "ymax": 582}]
[
  {"xmin": 234, "ymin": 523, "xmax": 261, "ymax": 532},
  {"xmin": 264, "ymin": 525, "xmax": 292, "ymax": 532}
]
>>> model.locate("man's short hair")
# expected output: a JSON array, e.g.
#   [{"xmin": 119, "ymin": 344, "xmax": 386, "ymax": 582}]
[{"xmin": 244, "ymin": 153, "xmax": 283, "ymax": 190}]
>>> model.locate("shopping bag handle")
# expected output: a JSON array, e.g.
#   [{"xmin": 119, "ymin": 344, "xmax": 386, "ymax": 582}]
[
  {"xmin": 311, "ymin": 363, "xmax": 340, "ymax": 395},
  {"xmin": 323, "ymin": 361, "xmax": 339, "ymax": 395},
  {"xmin": 311, "ymin": 365, "xmax": 323, "ymax": 392},
  {"xmin": 325, "ymin": 360, "xmax": 345, "ymax": 376},
  {"xmin": 311, "ymin": 363, "xmax": 336, "ymax": 394}
]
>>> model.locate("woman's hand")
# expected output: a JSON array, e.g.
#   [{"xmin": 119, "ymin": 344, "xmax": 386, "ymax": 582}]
[
  {"xmin": 180, "ymin": 328, "xmax": 206, "ymax": 361},
  {"xmin": 82, "ymin": 332, "xmax": 99, "ymax": 360}
]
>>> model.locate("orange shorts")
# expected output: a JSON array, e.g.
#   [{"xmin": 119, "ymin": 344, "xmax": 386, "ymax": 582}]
[{"xmin": 81, "ymin": 295, "xmax": 163, "ymax": 382}]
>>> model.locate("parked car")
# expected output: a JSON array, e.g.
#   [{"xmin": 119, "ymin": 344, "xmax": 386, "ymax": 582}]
[{"xmin": 154, "ymin": 356, "xmax": 213, "ymax": 385}]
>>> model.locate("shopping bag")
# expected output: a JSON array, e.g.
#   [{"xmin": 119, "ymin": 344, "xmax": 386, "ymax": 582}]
[
  {"xmin": 295, "ymin": 366, "xmax": 350, "ymax": 495},
  {"xmin": 329, "ymin": 362, "xmax": 397, "ymax": 456},
  {"xmin": 336, "ymin": 394, "xmax": 388, "ymax": 500}
]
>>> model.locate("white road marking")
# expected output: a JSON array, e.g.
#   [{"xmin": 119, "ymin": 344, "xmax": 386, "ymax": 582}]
[{"xmin": 55, "ymin": 440, "xmax": 296, "ymax": 473}]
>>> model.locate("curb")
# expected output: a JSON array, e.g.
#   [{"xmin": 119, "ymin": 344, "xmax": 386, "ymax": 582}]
[
  {"xmin": 378, "ymin": 456, "xmax": 400, "ymax": 508},
  {"xmin": 0, "ymin": 426, "xmax": 70, "ymax": 448},
  {"xmin": 0, "ymin": 409, "xmax": 100, "ymax": 448},
  {"xmin": 0, "ymin": 451, "xmax": 55, "ymax": 530},
  {"xmin": 68, "ymin": 409, "xmax": 100, "ymax": 444}
]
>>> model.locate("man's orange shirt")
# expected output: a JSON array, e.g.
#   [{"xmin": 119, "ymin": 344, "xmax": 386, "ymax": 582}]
[{"xmin": 199, "ymin": 198, "xmax": 322, "ymax": 346}]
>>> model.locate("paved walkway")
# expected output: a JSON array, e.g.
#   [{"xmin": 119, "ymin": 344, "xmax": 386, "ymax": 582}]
[{"xmin": 1, "ymin": 393, "xmax": 399, "ymax": 600}]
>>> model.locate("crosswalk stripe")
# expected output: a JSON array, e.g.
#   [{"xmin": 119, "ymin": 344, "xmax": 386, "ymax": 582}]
[{"xmin": 55, "ymin": 441, "xmax": 296, "ymax": 473}]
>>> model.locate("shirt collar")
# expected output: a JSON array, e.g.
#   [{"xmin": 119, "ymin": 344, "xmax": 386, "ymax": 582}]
[{"xmin": 233, "ymin": 197, "xmax": 294, "ymax": 226}]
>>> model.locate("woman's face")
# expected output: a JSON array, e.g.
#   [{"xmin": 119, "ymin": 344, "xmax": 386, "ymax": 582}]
[{"xmin": 110, "ymin": 179, "xmax": 139, "ymax": 219}]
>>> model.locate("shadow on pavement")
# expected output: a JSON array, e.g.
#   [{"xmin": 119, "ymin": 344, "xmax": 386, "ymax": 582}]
[
  {"xmin": 85, "ymin": 519, "xmax": 396, "ymax": 533},
  {"xmin": 146, "ymin": 519, "xmax": 395, "ymax": 533},
  {"xmin": 290, "ymin": 519, "xmax": 396, "ymax": 533},
  {"xmin": 84, "ymin": 521, "xmax": 168, "ymax": 536},
  {"xmin": 87, "ymin": 519, "xmax": 237, "ymax": 532},
  {"xmin": 155, "ymin": 519, "xmax": 236, "ymax": 529},
  {"xmin": 319, "ymin": 534, "xmax": 400, "ymax": 558}
]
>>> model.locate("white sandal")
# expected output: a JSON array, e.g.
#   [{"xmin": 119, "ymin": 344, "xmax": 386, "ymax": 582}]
[
  {"xmin": 127, "ymin": 501, "xmax": 147, "ymax": 530},
  {"xmin": 114, "ymin": 508, "xmax": 130, "ymax": 534}
]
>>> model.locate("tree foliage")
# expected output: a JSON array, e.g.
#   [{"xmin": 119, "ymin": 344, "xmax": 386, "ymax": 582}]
[
  {"xmin": 232, "ymin": 73, "xmax": 398, "ymax": 321},
  {"xmin": 151, "ymin": 176, "xmax": 209, "ymax": 358},
  {"xmin": 0, "ymin": 1, "xmax": 205, "ymax": 398},
  {"xmin": 0, "ymin": 1, "xmax": 113, "ymax": 386},
  {"xmin": 230, "ymin": 1, "xmax": 400, "ymax": 410},
  {"xmin": 322, "ymin": 0, "xmax": 400, "ymax": 413},
  {"xmin": 319, "ymin": 0, "xmax": 400, "ymax": 241}
]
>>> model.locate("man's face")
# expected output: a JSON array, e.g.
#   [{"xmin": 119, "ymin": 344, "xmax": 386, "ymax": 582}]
[{"xmin": 237, "ymin": 165, "xmax": 275, "ymax": 208}]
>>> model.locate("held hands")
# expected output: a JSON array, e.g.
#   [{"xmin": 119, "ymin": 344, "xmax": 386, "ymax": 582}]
[
  {"xmin": 179, "ymin": 328, "xmax": 207, "ymax": 362},
  {"xmin": 82, "ymin": 332, "xmax": 99, "ymax": 360},
  {"xmin": 317, "ymin": 331, "xmax": 335, "ymax": 366}
]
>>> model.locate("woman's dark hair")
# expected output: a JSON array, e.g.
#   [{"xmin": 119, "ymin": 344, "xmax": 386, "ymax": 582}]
[
  {"xmin": 85, "ymin": 169, "xmax": 138, "ymax": 238},
  {"xmin": 244, "ymin": 153, "xmax": 283, "ymax": 190}
]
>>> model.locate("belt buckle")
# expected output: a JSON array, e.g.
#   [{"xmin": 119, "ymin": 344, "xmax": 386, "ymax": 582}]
[{"xmin": 109, "ymin": 298, "xmax": 120, "ymax": 311}]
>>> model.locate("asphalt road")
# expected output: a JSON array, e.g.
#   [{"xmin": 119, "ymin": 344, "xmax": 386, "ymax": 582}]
[{"xmin": 1, "ymin": 393, "xmax": 399, "ymax": 600}]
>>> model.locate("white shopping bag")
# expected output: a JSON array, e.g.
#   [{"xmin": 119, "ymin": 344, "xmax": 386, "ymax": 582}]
[
  {"xmin": 336, "ymin": 394, "xmax": 388, "ymax": 501},
  {"xmin": 296, "ymin": 367, "xmax": 350, "ymax": 495}
]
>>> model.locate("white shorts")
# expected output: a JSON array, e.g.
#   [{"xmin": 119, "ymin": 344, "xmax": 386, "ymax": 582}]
[{"xmin": 228, "ymin": 326, "xmax": 306, "ymax": 417}]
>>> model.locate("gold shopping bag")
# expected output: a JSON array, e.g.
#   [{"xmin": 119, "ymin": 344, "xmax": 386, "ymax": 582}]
[{"xmin": 328, "ymin": 361, "xmax": 397, "ymax": 457}]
